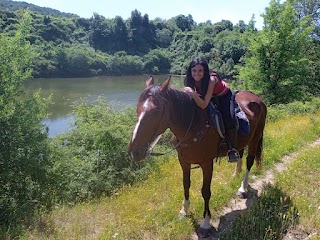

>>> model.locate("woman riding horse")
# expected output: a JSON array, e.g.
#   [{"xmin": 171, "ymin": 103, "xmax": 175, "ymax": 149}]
[
  {"xmin": 128, "ymin": 75, "xmax": 267, "ymax": 238},
  {"xmin": 184, "ymin": 57, "xmax": 240, "ymax": 162}
]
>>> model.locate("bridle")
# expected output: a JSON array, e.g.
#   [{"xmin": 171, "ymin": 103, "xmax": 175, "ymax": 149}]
[{"xmin": 147, "ymin": 101, "xmax": 197, "ymax": 157}]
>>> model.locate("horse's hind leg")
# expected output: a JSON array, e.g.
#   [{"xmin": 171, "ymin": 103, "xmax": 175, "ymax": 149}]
[
  {"xmin": 237, "ymin": 131, "xmax": 265, "ymax": 198},
  {"xmin": 179, "ymin": 162, "xmax": 191, "ymax": 216},
  {"xmin": 236, "ymin": 143, "xmax": 258, "ymax": 198}
]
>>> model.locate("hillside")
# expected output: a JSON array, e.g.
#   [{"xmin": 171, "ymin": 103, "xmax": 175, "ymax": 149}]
[
  {"xmin": 0, "ymin": 0, "xmax": 77, "ymax": 17},
  {"xmin": 0, "ymin": 2, "xmax": 250, "ymax": 79}
]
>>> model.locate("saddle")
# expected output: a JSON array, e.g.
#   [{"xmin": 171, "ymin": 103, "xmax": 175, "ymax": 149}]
[{"xmin": 207, "ymin": 91, "xmax": 250, "ymax": 138}]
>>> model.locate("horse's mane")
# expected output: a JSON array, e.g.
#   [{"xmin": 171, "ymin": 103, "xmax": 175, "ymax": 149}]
[
  {"xmin": 139, "ymin": 84, "xmax": 204, "ymax": 131},
  {"xmin": 169, "ymin": 87, "xmax": 206, "ymax": 130}
]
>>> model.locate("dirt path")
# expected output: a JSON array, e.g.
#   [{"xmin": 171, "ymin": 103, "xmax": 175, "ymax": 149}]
[{"xmin": 189, "ymin": 138, "xmax": 320, "ymax": 240}]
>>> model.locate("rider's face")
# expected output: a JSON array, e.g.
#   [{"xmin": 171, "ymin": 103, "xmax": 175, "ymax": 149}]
[{"xmin": 191, "ymin": 64, "xmax": 204, "ymax": 82}]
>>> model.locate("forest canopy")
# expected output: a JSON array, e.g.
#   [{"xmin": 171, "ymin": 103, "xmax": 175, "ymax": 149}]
[{"xmin": 0, "ymin": 0, "xmax": 319, "ymax": 104}]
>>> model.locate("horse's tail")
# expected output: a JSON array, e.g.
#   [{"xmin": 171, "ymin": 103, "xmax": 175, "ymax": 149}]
[
  {"xmin": 256, "ymin": 101, "xmax": 267, "ymax": 168},
  {"xmin": 255, "ymin": 133, "xmax": 264, "ymax": 168},
  {"xmin": 256, "ymin": 133, "xmax": 263, "ymax": 159}
]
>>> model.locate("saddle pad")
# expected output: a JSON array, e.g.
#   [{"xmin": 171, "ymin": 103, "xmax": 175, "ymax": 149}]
[{"xmin": 234, "ymin": 99, "xmax": 250, "ymax": 135}]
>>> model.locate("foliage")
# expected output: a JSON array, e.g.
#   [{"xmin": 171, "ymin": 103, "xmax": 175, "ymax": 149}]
[
  {"xmin": 0, "ymin": 0, "xmax": 77, "ymax": 18},
  {"xmin": 15, "ymin": 109, "xmax": 320, "ymax": 240},
  {"xmin": 2, "ymin": 0, "xmax": 319, "ymax": 96},
  {"xmin": 0, "ymin": 11, "xmax": 52, "ymax": 227},
  {"xmin": 292, "ymin": 0, "xmax": 320, "ymax": 40},
  {"xmin": 267, "ymin": 97, "xmax": 320, "ymax": 121},
  {"xmin": 105, "ymin": 51, "xmax": 143, "ymax": 75},
  {"xmin": 127, "ymin": 10, "xmax": 156, "ymax": 55},
  {"xmin": 1, "ymin": 0, "xmax": 320, "ymax": 237},
  {"xmin": 0, "ymin": 4, "xmax": 258, "ymax": 79},
  {"xmin": 212, "ymin": 30, "xmax": 247, "ymax": 78},
  {"xmin": 142, "ymin": 49, "xmax": 171, "ymax": 74},
  {"xmin": 238, "ymin": 0, "xmax": 315, "ymax": 104},
  {"xmin": 50, "ymin": 98, "xmax": 159, "ymax": 203},
  {"xmin": 174, "ymin": 14, "xmax": 195, "ymax": 31}
]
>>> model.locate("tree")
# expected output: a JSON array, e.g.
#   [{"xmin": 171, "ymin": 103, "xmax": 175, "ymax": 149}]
[
  {"xmin": 127, "ymin": 10, "xmax": 156, "ymax": 55},
  {"xmin": 142, "ymin": 49, "xmax": 171, "ymax": 74},
  {"xmin": 175, "ymin": 14, "xmax": 195, "ymax": 31},
  {"xmin": 0, "ymin": 11, "xmax": 52, "ymax": 227},
  {"xmin": 235, "ymin": 20, "xmax": 248, "ymax": 33},
  {"xmin": 89, "ymin": 13, "xmax": 113, "ymax": 52},
  {"xmin": 155, "ymin": 28, "xmax": 173, "ymax": 48},
  {"xmin": 112, "ymin": 16, "xmax": 128, "ymax": 52},
  {"xmin": 292, "ymin": 0, "xmax": 320, "ymax": 40},
  {"xmin": 214, "ymin": 30, "xmax": 247, "ymax": 65},
  {"xmin": 238, "ymin": 0, "xmax": 314, "ymax": 104}
]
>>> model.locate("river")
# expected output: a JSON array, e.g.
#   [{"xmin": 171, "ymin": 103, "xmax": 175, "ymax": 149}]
[{"xmin": 24, "ymin": 75, "xmax": 184, "ymax": 137}]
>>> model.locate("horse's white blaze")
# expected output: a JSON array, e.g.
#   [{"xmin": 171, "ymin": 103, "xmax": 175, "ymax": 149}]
[
  {"xmin": 131, "ymin": 111, "xmax": 145, "ymax": 143},
  {"xmin": 238, "ymin": 169, "xmax": 249, "ymax": 193},
  {"xmin": 200, "ymin": 213, "xmax": 211, "ymax": 229},
  {"xmin": 131, "ymin": 99, "xmax": 152, "ymax": 143},
  {"xmin": 179, "ymin": 199, "xmax": 190, "ymax": 216}
]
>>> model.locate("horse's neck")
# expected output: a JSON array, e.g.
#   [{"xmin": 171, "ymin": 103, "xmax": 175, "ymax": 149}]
[{"xmin": 167, "ymin": 90, "xmax": 204, "ymax": 139}]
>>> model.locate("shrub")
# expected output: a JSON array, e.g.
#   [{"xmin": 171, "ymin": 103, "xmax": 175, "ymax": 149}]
[
  {"xmin": 50, "ymin": 98, "xmax": 159, "ymax": 203},
  {"xmin": 0, "ymin": 12, "xmax": 52, "ymax": 227}
]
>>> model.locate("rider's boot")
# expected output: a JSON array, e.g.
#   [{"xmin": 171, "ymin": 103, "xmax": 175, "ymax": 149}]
[{"xmin": 226, "ymin": 127, "xmax": 241, "ymax": 162}]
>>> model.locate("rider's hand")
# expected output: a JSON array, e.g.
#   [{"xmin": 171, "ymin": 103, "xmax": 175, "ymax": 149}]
[
  {"xmin": 184, "ymin": 87, "xmax": 200, "ymax": 98},
  {"xmin": 183, "ymin": 86, "xmax": 194, "ymax": 94}
]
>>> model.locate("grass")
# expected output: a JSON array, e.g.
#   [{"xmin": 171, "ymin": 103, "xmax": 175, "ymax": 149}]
[
  {"xmin": 220, "ymin": 184, "xmax": 299, "ymax": 240},
  {"xmin": 220, "ymin": 136, "xmax": 320, "ymax": 240},
  {"xmin": 17, "ymin": 113, "xmax": 320, "ymax": 239},
  {"xmin": 263, "ymin": 114, "xmax": 320, "ymax": 167},
  {"xmin": 276, "ymin": 145, "xmax": 320, "ymax": 239}
]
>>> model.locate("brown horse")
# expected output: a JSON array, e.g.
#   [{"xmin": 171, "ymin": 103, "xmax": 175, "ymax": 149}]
[{"xmin": 127, "ymin": 76, "xmax": 267, "ymax": 237}]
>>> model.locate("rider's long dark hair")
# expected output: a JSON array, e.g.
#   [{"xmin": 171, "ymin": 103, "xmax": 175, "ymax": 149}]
[{"xmin": 184, "ymin": 56, "xmax": 210, "ymax": 98}]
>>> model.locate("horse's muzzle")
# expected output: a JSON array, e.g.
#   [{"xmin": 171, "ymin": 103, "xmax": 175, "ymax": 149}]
[{"xmin": 127, "ymin": 144, "xmax": 147, "ymax": 162}]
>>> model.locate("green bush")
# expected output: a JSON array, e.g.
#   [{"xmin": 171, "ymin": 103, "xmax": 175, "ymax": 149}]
[
  {"xmin": 267, "ymin": 97, "xmax": 320, "ymax": 121},
  {"xmin": 50, "ymin": 98, "xmax": 159, "ymax": 203},
  {"xmin": 0, "ymin": 12, "xmax": 53, "ymax": 227}
]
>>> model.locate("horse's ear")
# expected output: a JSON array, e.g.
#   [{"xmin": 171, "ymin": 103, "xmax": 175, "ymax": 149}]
[
  {"xmin": 146, "ymin": 75, "xmax": 154, "ymax": 88},
  {"xmin": 160, "ymin": 76, "xmax": 171, "ymax": 92}
]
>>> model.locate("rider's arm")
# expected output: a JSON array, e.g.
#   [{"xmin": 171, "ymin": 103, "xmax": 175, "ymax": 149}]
[{"xmin": 185, "ymin": 76, "xmax": 217, "ymax": 109}]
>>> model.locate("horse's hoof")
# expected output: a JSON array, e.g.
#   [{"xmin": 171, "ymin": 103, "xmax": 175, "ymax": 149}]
[
  {"xmin": 178, "ymin": 213, "xmax": 186, "ymax": 220},
  {"xmin": 236, "ymin": 191, "xmax": 247, "ymax": 199},
  {"xmin": 198, "ymin": 227, "xmax": 212, "ymax": 238}
]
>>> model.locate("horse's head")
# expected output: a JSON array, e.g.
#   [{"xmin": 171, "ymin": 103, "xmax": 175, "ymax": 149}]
[{"xmin": 128, "ymin": 75, "xmax": 171, "ymax": 161}]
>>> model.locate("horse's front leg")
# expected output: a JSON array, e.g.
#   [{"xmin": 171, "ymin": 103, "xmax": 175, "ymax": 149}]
[
  {"xmin": 179, "ymin": 160, "xmax": 191, "ymax": 217},
  {"xmin": 198, "ymin": 161, "xmax": 213, "ymax": 238}
]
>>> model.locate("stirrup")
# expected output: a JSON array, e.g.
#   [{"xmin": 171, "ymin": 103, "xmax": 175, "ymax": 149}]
[{"xmin": 227, "ymin": 149, "xmax": 240, "ymax": 162}]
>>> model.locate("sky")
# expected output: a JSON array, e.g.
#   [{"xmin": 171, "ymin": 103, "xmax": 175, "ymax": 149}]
[{"xmin": 14, "ymin": 0, "xmax": 275, "ymax": 29}]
